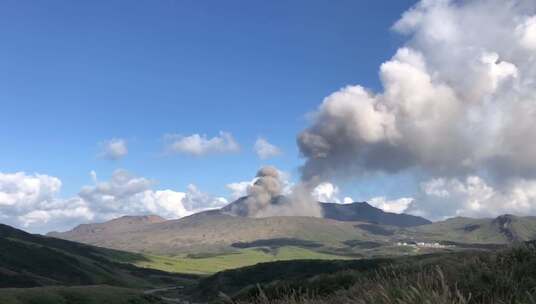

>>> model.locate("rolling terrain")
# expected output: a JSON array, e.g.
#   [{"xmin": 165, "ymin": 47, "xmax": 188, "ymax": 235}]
[
  {"xmin": 404, "ymin": 214, "xmax": 536, "ymax": 244},
  {"xmin": 47, "ymin": 200, "xmax": 437, "ymax": 273},
  {"xmin": 183, "ymin": 243, "xmax": 536, "ymax": 304},
  {"xmin": 0, "ymin": 223, "xmax": 181, "ymax": 288},
  {"xmin": 49, "ymin": 208, "xmax": 396, "ymax": 255},
  {"xmin": 47, "ymin": 198, "xmax": 536, "ymax": 275},
  {"xmin": 0, "ymin": 223, "xmax": 192, "ymax": 304}
]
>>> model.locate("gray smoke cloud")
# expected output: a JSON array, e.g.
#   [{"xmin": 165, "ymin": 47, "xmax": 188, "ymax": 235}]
[
  {"xmin": 243, "ymin": 166, "xmax": 283, "ymax": 215},
  {"xmin": 237, "ymin": 166, "xmax": 322, "ymax": 218},
  {"xmin": 298, "ymin": 0, "xmax": 536, "ymax": 185}
]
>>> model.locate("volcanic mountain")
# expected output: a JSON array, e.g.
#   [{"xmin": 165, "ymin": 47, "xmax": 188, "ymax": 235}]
[
  {"xmin": 49, "ymin": 196, "xmax": 536, "ymax": 257},
  {"xmin": 221, "ymin": 196, "xmax": 430, "ymax": 227},
  {"xmin": 48, "ymin": 198, "xmax": 428, "ymax": 254}
]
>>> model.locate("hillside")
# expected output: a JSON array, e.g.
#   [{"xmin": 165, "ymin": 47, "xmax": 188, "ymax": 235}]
[
  {"xmin": 50, "ymin": 208, "xmax": 536, "ymax": 265},
  {"xmin": 47, "ymin": 198, "xmax": 536, "ymax": 276},
  {"xmin": 48, "ymin": 215, "xmax": 166, "ymax": 236},
  {"xmin": 50, "ymin": 211, "xmax": 387, "ymax": 255},
  {"xmin": 403, "ymin": 214, "xmax": 536, "ymax": 244},
  {"xmin": 183, "ymin": 244, "xmax": 536, "ymax": 304},
  {"xmin": 49, "ymin": 198, "xmax": 430, "ymax": 256},
  {"xmin": 0, "ymin": 223, "xmax": 181, "ymax": 289}
]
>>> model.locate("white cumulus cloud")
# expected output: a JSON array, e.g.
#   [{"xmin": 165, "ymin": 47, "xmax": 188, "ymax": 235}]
[
  {"xmin": 99, "ymin": 138, "xmax": 128, "ymax": 160},
  {"xmin": 369, "ymin": 197, "xmax": 414, "ymax": 214},
  {"xmin": 0, "ymin": 170, "xmax": 227, "ymax": 233},
  {"xmin": 405, "ymin": 176, "xmax": 536, "ymax": 220},
  {"xmin": 165, "ymin": 131, "xmax": 240, "ymax": 156},
  {"xmin": 226, "ymin": 181, "xmax": 253, "ymax": 200},
  {"xmin": 254, "ymin": 138, "xmax": 281, "ymax": 159},
  {"xmin": 0, "ymin": 172, "xmax": 94, "ymax": 233},
  {"xmin": 78, "ymin": 170, "xmax": 228, "ymax": 221},
  {"xmin": 311, "ymin": 182, "xmax": 353, "ymax": 204}
]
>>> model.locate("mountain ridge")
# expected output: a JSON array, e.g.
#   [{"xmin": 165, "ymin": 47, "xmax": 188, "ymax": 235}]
[
  {"xmin": 46, "ymin": 198, "xmax": 536, "ymax": 259},
  {"xmin": 221, "ymin": 197, "xmax": 431, "ymax": 227},
  {"xmin": 320, "ymin": 201, "xmax": 430, "ymax": 227}
]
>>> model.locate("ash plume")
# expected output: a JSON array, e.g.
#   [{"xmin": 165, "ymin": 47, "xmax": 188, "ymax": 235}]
[
  {"xmin": 227, "ymin": 166, "xmax": 322, "ymax": 218},
  {"xmin": 298, "ymin": 0, "xmax": 536, "ymax": 184},
  {"xmin": 243, "ymin": 166, "xmax": 283, "ymax": 216},
  {"xmin": 296, "ymin": 0, "xmax": 536, "ymax": 219}
]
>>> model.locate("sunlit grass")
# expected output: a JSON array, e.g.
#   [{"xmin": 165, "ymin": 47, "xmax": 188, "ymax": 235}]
[{"xmin": 135, "ymin": 246, "xmax": 351, "ymax": 274}]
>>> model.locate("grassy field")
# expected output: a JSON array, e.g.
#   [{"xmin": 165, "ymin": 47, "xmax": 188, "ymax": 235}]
[
  {"xmin": 189, "ymin": 243, "xmax": 536, "ymax": 304},
  {"xmin": 134, "ymin": 246, "xmax": 352, "ymax": 274},
  {"xmin": 0, "ymin": 285, "xmax": 163, "ymax": 304}
]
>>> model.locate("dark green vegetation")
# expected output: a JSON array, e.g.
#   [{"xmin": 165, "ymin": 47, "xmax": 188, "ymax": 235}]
[
  {"xmin": 231, "ymin": 238, "xmax": 323, "ymax": 249},
  {"xmin": 0, "ymin": 223, "xmax": 184, "ymax": 288},
  {"xmin": 0, "ymin": 286, "xmax": 161, "ymax": 304},
  {"xmin": 186, "ymin": 243, "xmax": 536, "ymax": 304},
  {"xmin": 0, "ymin": 223, "xmax": 193, "ymax": 304}
]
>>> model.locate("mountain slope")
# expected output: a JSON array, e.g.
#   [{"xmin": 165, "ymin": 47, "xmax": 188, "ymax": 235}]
[
  {"xmin": 321, "ymin": 202, "xmax": 430, "ymax": 227},
  {"xmin": 48, "ymin": 198, "xmax": 536, "ymax": 263},
  {"xmin": 0, "ymin": 223, "xmax": 179, "ymax": 289},
  {"xmin": 221, "ymin": 197, "xmax": 431, "ymax": 227},
  {"xmin": 50, "ymin": 211, "xmax": 388, "ymax": 255},
  {"xmin": 48, "ymin": 215, "xmax": 165, "ymax": 237},
  {"xmin": 403, "ymin": 214, "xmax": 536, "ymax": 244}
]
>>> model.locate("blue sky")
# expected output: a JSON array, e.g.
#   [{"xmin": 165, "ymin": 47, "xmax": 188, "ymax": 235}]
[
  {"xmin": 3, "ymin": 0, "xmax": 536, "ymax": 232},
  {"xmin": 0, "ymin": 0, "xmax": 417, "ymax": 199}
]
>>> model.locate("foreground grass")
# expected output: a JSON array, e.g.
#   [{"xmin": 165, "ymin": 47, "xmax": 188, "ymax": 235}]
[
  {"xmin": 135, "ymin": 246, "xmax": 351, "ymax": 274},
  {"xmin": 0, "ymin": 285, "xmax": 163, "ymax": 304},
  {"xmin": 224, "ymin": 244, "xmax": 536, "ymax": 304}
]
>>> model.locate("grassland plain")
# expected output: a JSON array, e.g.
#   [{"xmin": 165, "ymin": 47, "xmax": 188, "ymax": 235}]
[{"xmin": 134, "ymin": 246, "xmax": 352, "ymax": 274}]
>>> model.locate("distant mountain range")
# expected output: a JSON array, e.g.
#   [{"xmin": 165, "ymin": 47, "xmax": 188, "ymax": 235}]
[
  {"xmin": 221, "ymin": 196, "xmax": 431, "ymax": 227},
  {"xmin": 320, "ymin": 202, "xmax": 430, "ymax": 227},
  {"xmin": 48, "ymin": 198, "xmax": 536, "ymax": 257},
  {"xmin": 221, "ymin": 197, "xmax": 431, "ymax": 227}
]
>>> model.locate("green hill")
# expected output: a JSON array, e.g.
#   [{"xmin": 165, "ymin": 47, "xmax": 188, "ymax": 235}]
[
  {"xmin": 403, "ymin": 214, "xmax": 536, "ymax": 244},
  {"xmin": 0, "ymin": 223, "xmax": 185, "ymax": 290},
  {"xmin": 47, "ymin": 210, "xmax": 536, "ymax": 276}
]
